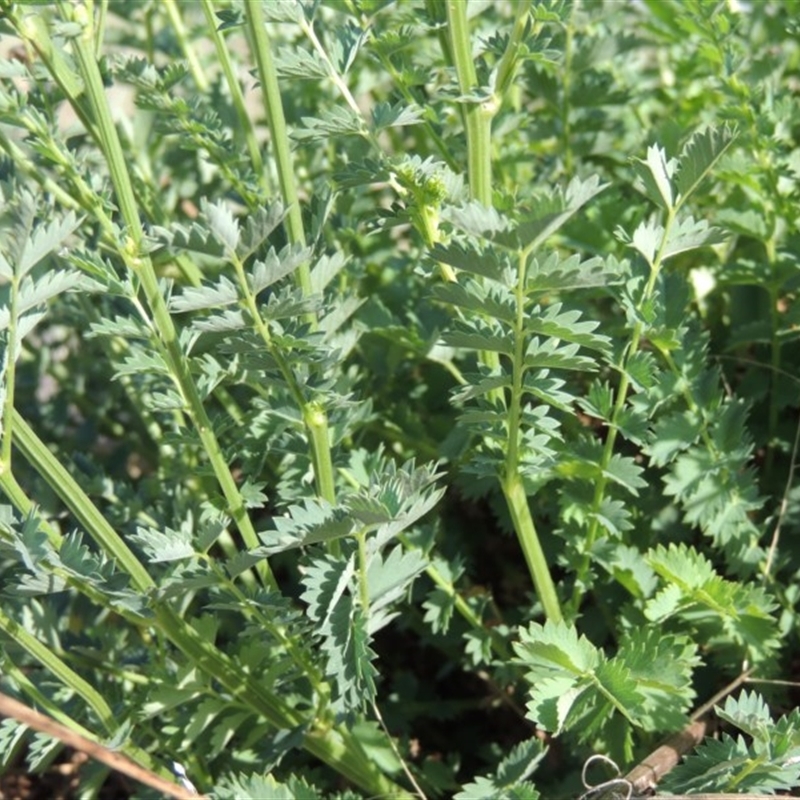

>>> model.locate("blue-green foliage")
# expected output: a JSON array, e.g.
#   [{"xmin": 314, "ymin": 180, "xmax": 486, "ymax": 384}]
[
  {"xmin": 662, "ymin": 691, "xmax": 800, "ymax": 795},
  {"xmin": 0, "ymin": 1, "xmax": 797, "ymax": 798}
]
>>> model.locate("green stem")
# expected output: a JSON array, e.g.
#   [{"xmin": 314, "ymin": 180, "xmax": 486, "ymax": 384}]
[
  {"xmin": 0, "ymin": 129, "xmax": 82, "ymax": 215},
  {"xmin": 2, "ymin": 658, "xmax": 99, "ymax": 738},
  {"xmin": 244, "ymin": 2, "xmax": 310, "ymax": 286},
  {"xmin": 152, "ymin": 604, "xmax": 410, "ymax": 798},
  {"xmin": 445, "ymin": 4, "xmax": 562, "ymax": 618},
  {"xmin": 304, "ymin": 402, "xmax": 337, "ymax": 505},
  {"xmin": 0, "ymin": 470, "xmax": 36, "ymax": 524},
  {"xmin": 61, "ymin": 3, "xmax": 274, "ymax": 588},
  {"xmin": 12, "ymin": 410, "xmax": 155, "ymax": 592},
  {"xmin": 425, "ymin": 0, "xmax": 453, "ymax": 67},
  {"xmin": 560, "ymin": 5, "xmax": 576, "ymax": 176},
  {"xmin": 10, "ymin": 420, "xmax": 221, "ymax": 659},
  {"xmin": 501, "ymin": 250, "xmax": 563, "ymax": 622},
  {"xmin": 1, "ymin": 658, "xmax": 161, "ymax": 776},
  {"xmin": 164, "ymin": 0, "xmax": 209, "ymax": 92},
  {"xmin": 501, "ymin": 473, "xmax": 563, "ymax": 623},
  {"xmin": 405, "ymin": 536, "xmax": 513, "ymax": 661},
  {"xmin": 16, "ymin": 11, "xmax": 95, "ymax": 138},
  {"xmin": 9, "ymin": 412, "xmax": 407, "ymax": 797},
  {"xmin": 568, "ymin": 206, "xmax": 678, "ymax": 617},
  {"xmin": 339, "ymin": 467, "xmax": 515, "ymax": 662},
  {"xmin": 494, "ymin": 1, "xmax": 532, "ymax": 100},
  {"xmin": 446, "ymin": 0, "xmax": 494, "ymax": 206},
  {"xmin": 356, "ymin": 528, "xmax": 371, "ymax": 616},
  {"xmin": 205, "ymin": 557, "xmax": 326, "ymax": 690},
  {"xmin": 765, "ymin": 242, "xmax": 780, "ymax": 480},
  {"xmin": 1, "ymin": 271, "xmax": 20, "ymax": 468},
  {"xmin": 505, "ymin": 249, "xmax": 529, "ymax": 475},
  {"xmin": 199, "ymin": 0, "xmax": 271, "ymax": 194},
  {"xmin": 244, "ymin": 2, "xmax": 341, "ymax": 510},
  {"xmin": 298, "ymin": 15, "xmax": 363, "ymax": 122},
  {"xmin": 93, "ymin": 0, "xmax": 108, "ymax": 52},
  {"xmin": 374, "ymin": 49, "xmax": 459, "ymax": 171},
  {"xmin": 444, "ymin": 0, "xmax": 503, "ymax": 399},
  {"xmin": 0, "ymin": 470, "xmax": 153, "ymax": 627},
  {"xmin": 0, "ymin": 609, "xmax": 116, "ymax": 733}
]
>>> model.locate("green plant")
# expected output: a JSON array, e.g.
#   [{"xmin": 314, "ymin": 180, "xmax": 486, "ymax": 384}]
[{"xmin": 0, "ymin": 1, "xmax": 798, "ymax": 798}]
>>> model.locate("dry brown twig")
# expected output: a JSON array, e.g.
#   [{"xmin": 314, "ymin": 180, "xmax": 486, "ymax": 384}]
[{"xmin": 0, "ymin": 691, "xmax": 205, "ymax": 800}]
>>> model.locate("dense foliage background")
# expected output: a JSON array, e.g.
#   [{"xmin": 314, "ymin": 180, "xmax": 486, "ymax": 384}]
[{"xmin": 0, "ymin": 1, "xmax": 799, "ymax": 798}]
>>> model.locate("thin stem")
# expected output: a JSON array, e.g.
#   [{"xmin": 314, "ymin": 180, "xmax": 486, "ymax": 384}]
[
  {"xmin": 424, "ymin": 0, "xmax": 453, "ymax": 67},
  {"xmin": 765, "ymin": 262, "xmax": 780, "ymax": 480},
  {"xmin": 0, "ymin": 129, "xmax": 83, "ymax": 214},
  {"xmin": 228, "ymin": 247, "xmax": 338, "ymax": 508},
  {"xmin": 335, "ymin": 464, "xmax": 514, "ymax": 662},
  {"xmin": 171, "ymin": 605, "xmax": 415, "ymax": 796},
  {"xmin": 374, "ymin": 49, "xmax": 459, "ymax": 172},
  {"xmin": 229, "ymin": 253, "xmax": 307, "ymax": 411},
  {"xmin": 354, "ymin": 527, "xmax": 421, "ymax": 797},
  {"xmin": 93, "ymin": 0, "xmax": 108, "ymax": 53},
  {"xmin": 443, "ymin": 0, "xmax": 504, "ymax": 400},
  {"xmin": 164, "ymin": 0, "xmax": 209, "ymax": 92},
  {"xmin": 299, "ymin": 16, "xmax": 362, "ymax": 121},
  {"xmin": 494, "ymin": 1, "xmax": 531, "ymax": 100},
  {"xmin": 0, "ymin": 470, "xmax": 154, "ymax": 627},
  {"xmin": 1, "ymin": 272, "xmax": 20, "ymax": 468},
  {"xmin": 560, "ymin": 5, "xmax": 575, "ymax": 176},
  {"xmin": 568, "ymin": 206, "xmax": 678, "ymax": 617},
  {"xmin": 372, "ymin": 700, "xmax": 428, "ymax": 800},
  {"xmin": 409, "ymin": 537, "xmax": 513, "ymax": 660},
  {"xmin": 203, "ymin": 556, "xmax": 325, "ymax": 690},
  {"xmin": 0, "ymin": 692, "xmax": 197, "ymax": 800},
  {"xmin": 199, "ymin": 0, "xmax": 271, "ymax": 194},
  {"xmin": 762, "ymin": 400, "xmax": 800, "ymax": 581},
  {"xmin": 444, "ymin": 3, "xmax": 563, "ymax": 616},
  {"xmin": 356, "ymin": 528, "xmax": 371, "ymax": 618},
  {"xmin": 505, "ymin": 249, "xmax": 529, "ymax": 475},
  {"xmin": 2, "ymin": 659, "xmax": 101, "ymax": 737},
  {"xmin": 15, "ymin": 10, "xmax": 96, "ymax": 139}
]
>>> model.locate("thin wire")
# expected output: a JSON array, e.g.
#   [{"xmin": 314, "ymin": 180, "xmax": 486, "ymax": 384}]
[
  {"xmin": 578, "ymin": 754, "xmax": 633, "ymax": 800},
  {"xmin": 371, "ymin": 700, "xmax": 427, "ymax": 800},
  {"xmin": 762, "ymin": 402, "xmax": 800, "ymax": 580}
]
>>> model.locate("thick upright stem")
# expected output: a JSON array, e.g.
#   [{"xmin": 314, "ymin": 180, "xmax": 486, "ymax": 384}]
[
  {"xmin": 504, "ymin": 250, "xmax": 563, "ymax": 622},
  {"xmin": 502, "ymin": 473, "xmax": 563, "ymax": 623},
  {"xmin": 244, "ymin": 3, "xmax": 309, "ymax": 279},
  {"xmin": 445, "ymin": 3, "xmax": 564, "ymax": 618},
  {"xmin": 62, "ymin": 2, "xmax": 274, "ymax": 587},
  {"xmin": 9, "ymin": 410, "xmax": 408, "ymax": 798},
  {"xmin": 245, "ymin": 2, "xmax": 338, "ymax": 507},
  {"xmin": 447, "ymin": 0, "xmax": 494, "ymax": 205},
  {"xmin": 445, "ymin": 0, "xmax": 503, "ymax": 393},
  {"xmin": 0, "ymin": 610, "xmax": 116, "ymax": 733}
]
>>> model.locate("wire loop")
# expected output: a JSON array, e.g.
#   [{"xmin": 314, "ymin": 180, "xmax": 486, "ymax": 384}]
[{"xmin": 577, "ymin": 754, "xmax": 633, "ymax": 800}]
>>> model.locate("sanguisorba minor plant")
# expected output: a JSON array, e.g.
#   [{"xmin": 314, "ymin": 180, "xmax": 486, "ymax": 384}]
[{"xmin": 0, "ymin": 1, "xmax": 799, "ymax": 798}]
